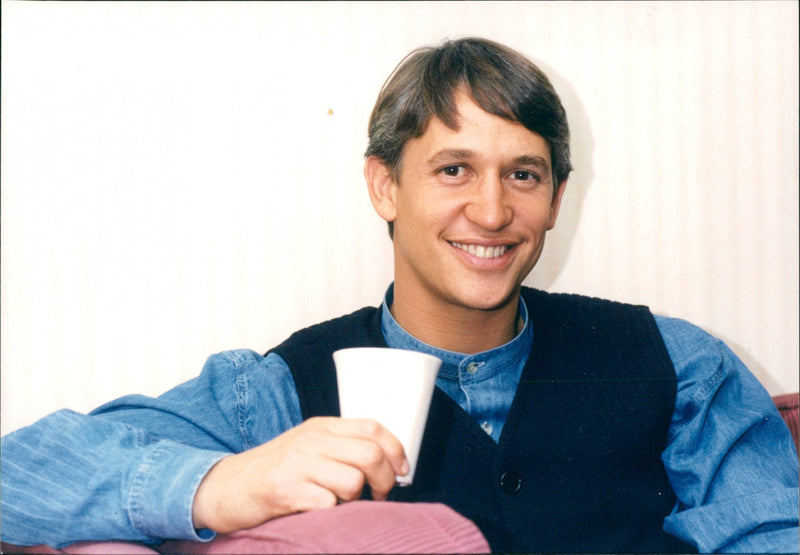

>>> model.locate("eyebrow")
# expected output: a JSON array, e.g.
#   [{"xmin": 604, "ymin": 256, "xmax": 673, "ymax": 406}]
[
  {"xmin": 426, "ymin": 149, "xmax": 551, "ymax": 173},
  {"xmin": 513, "ymin": 155, "xmax": 551, "ymax": 172},
  {"xmin": 426, "ymin": 149, "xmax": 475, "ymax": 166}
]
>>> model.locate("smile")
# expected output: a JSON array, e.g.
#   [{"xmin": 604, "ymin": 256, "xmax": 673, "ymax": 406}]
[{"xmin": 449, "ymin": 242, "xmax": 510, "ymax": 259}]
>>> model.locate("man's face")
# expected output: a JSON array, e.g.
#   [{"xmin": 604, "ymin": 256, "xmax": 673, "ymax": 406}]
[{"xmin": 368, "ymin": 92, "xmax": 566, "ymax": 317}]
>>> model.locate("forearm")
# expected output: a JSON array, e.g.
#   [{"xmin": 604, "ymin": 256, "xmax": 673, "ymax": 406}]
[
  {"xmin": 1, "ymin": 350, "xmax": 304, "ymax": 546},
  {"xmin": 1, "ymin": 409, "xmax": 227, "ymax": 547}
]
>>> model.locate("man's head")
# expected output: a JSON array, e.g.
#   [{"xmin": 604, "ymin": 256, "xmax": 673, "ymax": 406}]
[
  {"xmin": 365, "ymin": 38, "xmax": 571, "ymax": 238},
  {"xmin": 363, "ymin": 38, "xmax": 572, "ymax": 336}
]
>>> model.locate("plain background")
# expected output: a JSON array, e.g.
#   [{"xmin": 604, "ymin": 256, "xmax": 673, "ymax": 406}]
[{"xmin": 2, "ymin": 1, "xmax": 798, "ymax": 434}]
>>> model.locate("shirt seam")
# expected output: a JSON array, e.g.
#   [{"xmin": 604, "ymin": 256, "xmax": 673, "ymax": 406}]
[
  {"xmin": 235, "ymin": 372, "xmax": 253, "ymax": 451},
  {"xmin": 127, "ymin": 441, "xmax": 168, "ymax": 538}
]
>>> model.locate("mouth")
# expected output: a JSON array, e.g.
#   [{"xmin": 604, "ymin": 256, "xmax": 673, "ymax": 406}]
[{"xmin": 449, "ymin": 241, "xmax": 511, "ymax": 259}]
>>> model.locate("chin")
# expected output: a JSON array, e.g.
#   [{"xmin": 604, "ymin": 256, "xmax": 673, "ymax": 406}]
[{"xmin": 455, "ymin": 285, "xmax": 520, "ymax": 312}]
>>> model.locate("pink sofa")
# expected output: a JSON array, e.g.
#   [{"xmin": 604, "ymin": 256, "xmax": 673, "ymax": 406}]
[
  {"xmin": 773, "ymin": 392, "xmax": 799, "ymax": 452},
  {"xmin": 4, "ymin": 393, "xmax": 797, "ymax": 554},
  {"xmin": 1, "ymin": 501, "xmax": 489, "ymax": 554}
]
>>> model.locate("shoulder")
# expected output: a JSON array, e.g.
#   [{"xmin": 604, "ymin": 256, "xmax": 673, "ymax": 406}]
[
  {"xmin": 201, "ymin": 349, "xmax": 303, "ymax": 435},
  {"xmin": 199, "ymin": 349, "xmax": 295, "ymax": 388},
  {"xmin": 650, "ymin": 314, "xmax": 748, "ymax": 391},
  {"xmin": 265, "ymin": 307, "xmax": 383, "ymax": 420},
  {"xmin": 203, "ymin": 348, "xmax": 285, "ymax": 370},
  {"xmin": 521, "ymin": 287, "xmax": 650, "ymax": 314},
  {"xmin": 651, "ymin": 315, "xmax": 780, "ymax": 432},
  {"xmin": 521, "ymin": 288, "xmax": 656, "ymax": 336},
  {"xmin": 652, "ymin": 315, "xmax": 724, "ymax": 369}
]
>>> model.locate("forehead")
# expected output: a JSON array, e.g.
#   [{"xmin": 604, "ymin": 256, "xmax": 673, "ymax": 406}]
[{"xmin": 408, "ymin": 93, "xmax": 552, "ymax": 165}]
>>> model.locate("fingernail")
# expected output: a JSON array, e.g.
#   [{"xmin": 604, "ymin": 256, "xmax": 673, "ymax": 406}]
[{"xmin": 400, "ymin": 458, "xmax": 410, "ymax": 475}]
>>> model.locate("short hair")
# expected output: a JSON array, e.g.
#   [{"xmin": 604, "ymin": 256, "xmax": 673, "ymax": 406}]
[{"xmin": 365, "ymin": 37, "xmax": 572, "ymax": 238}]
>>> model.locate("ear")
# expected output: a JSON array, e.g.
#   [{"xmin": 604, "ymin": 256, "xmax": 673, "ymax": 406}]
[
  {"xmin": 364, "ymin": 156, "xmax": 398, "ymax": 223},
  {"xmin": 546, "ymin": 179, "xmax": 568, "ymax": 230}
]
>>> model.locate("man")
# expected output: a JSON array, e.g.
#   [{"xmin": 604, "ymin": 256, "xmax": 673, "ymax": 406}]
[{"xmin": 2, "ymin": 38, "xmax": 798, "ymax": 553}]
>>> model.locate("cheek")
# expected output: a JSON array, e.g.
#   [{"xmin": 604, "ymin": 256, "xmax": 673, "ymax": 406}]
[
  {"xmin": 401, "ymin": 190, "xmax": 461, "ymax": 230},
  {"xmin": 523, "ymin": 190, "xmax": 561, "ymax": 224},
  {"xmin": 513, "ymin": 202, "xmax": 552, "ymax": 232}
]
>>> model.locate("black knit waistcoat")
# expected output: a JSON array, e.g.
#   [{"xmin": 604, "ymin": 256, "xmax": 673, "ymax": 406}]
[{"xmin": 270, "ymin": 288, "xmax": 694, "ymax": 553}]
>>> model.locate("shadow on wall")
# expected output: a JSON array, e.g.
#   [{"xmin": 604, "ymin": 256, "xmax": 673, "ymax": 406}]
[{"xmin": 524, "ymin": 59, "xmax": 594, "ymax": 290}]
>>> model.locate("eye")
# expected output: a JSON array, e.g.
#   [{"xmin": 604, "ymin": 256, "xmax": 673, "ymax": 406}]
[
  {"xmin": 441, "ymin": 165, "xmax": 464, "ymax": 177},
  {"xmin": 511, "ymin": 170, "xmax": 540, "ymax": 182}
]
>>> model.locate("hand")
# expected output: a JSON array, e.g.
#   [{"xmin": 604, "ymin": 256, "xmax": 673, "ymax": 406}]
[{"xmin": 191, "ymin": 417, "xmax": 409, "ymax": 533}]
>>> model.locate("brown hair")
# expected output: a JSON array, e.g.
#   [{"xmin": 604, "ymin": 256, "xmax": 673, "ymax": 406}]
[{"xmin": 365, "ymin": 38, "xmax": 572, "ymax": 237}]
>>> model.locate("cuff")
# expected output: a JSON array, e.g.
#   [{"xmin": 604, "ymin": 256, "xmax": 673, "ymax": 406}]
[{"xmin": 127, "ymin": 441, "xmax": 228, "ymax": 542}]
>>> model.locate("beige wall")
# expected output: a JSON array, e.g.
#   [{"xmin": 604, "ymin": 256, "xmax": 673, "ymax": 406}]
[{"xmin": 2, "ymin": 1, "xmax": 798, "ymax": 434}]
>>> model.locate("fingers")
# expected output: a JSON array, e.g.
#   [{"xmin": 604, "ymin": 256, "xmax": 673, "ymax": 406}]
[
  {"xmin": 321, "ymin": 417, "xmax": 409, "ymax": 475},
  {"xmin": 314, "ymin": 436, "xmax": 395, "ymax": 500},
  {"xmin": 191, "ymin": 417, "xmax": 410, "ymax": 534},
  {"xmin": 306, "ymin": 417, "xmax": 409, "ymax": 500},
  {"xmin": 289, "ymin": 480, "xmax": 339, "ymax": 512},
  {"xmin": 305, "ymin": 455, "xmax": 372, "ymax": 504}
]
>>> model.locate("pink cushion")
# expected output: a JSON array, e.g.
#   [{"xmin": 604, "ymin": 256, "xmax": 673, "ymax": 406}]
[
  {"xmin": 773, "ymin": 392, "xmax": 799, "ymax": 453},
  {"xmin": 160, "ymin": 501, "xmax": 489, "ymax": 554},
  {"xmin": 3, "ymin": 501, "xmax": 488, "ymax": 554},
  {"xmin": 1, "ymin": 541, "xmax": 159, "ymax": 554}
]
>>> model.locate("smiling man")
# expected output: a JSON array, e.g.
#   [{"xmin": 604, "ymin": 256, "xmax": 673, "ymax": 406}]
[
  {"xmin": 2, "ymin": 38, "xmax": 798, "ymax": 554},
  {"xmin": 365, "ymin": 91, "xmax": 565, "ymax": 354}
]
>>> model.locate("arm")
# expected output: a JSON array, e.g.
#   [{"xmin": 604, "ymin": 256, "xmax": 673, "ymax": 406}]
[
  {"xmin": 1, "ymin": 349, "xmax": 407, "ymax": 547},
  {"xmin": 0, "ymin": 350, "xmax": 300, "ymax": 547},
  {"xmin": 656, "ymin": 316, "xmax": 799, "ymax": 553}
]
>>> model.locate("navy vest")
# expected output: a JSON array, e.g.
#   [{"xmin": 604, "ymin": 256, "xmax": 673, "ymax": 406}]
[{"xmin": 270, "ymin": 288, "xmax": 694, "ymax": 553}]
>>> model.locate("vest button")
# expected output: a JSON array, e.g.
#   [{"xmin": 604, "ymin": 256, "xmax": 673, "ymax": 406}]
[{"xmin": 500, "ymin": 471, "xmax": 522, "ymax": 494}]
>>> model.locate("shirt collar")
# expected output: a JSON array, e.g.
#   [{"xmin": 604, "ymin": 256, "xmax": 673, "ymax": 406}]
[{"xmin": 380, "ymin": 283, "xmax": 533, "ymax": 382}]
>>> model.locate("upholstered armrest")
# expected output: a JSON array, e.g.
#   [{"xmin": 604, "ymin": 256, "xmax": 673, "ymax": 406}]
[
  {"xmin": 774, "ymin": 393, "xmax": 799, "ymax": 453},
  {"xmin": 1, "ymin": 501, "xmax": 489, "ymax": 554}
]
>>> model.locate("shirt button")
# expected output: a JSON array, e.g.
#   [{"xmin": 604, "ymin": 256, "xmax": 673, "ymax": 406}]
[
  {"xmin": 481, "ymin": 421, "xmax": 494, "ymax": 435},
  {"xmin": 466, "ymin": 362, "xmax": 480, "ymax": 375},
  {"xmin": 500, "ymin": 471, "xmax": 522, "ymax": 494}
]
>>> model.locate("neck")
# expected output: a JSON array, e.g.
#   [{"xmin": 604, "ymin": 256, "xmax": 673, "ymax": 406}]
[{"xmin": 390, "ymin": 285, "xmax": 521, "ymax": 354}]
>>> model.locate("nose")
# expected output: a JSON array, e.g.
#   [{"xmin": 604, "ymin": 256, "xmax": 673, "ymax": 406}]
[{"xmin": 463, "ymin": 175, "xmax": 513, "ymax": 231}]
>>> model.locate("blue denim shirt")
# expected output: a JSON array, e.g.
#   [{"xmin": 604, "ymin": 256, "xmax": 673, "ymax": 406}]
[{"xmin": 2, "ymin": 288, "xmax": 798, "ymax": 552}]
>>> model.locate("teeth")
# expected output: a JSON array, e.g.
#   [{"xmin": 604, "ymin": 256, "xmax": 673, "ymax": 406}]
[{"xmin": 450, "ymin": 242, "xmax": 509, "ymax": 259}]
